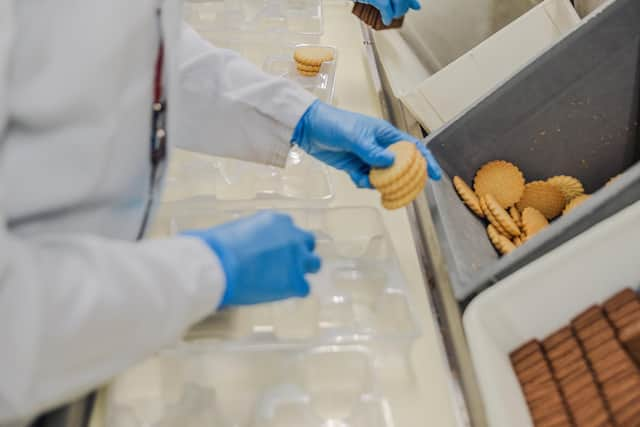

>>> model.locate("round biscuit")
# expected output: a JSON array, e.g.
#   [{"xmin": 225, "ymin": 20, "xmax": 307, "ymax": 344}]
[
  {"xmin": 509, "ymin": 206, "xmax": 523, "ymax": 229},
  {"xmin": 487, "ymin": 224, "xmax": 516, "ymax": 255},
  {"xmin": 379, "ymin": 155, "xmax": 425, "ymax": 196},
  {"xmin": 381, "ymin": 170, "xmax": 427, "ymax": 210},
  {"xmin": 516, "ymin": 181, "xmax": 566, "ymax": 220},
  {"xmin": 562, "ymin": 194, "xmax": 590, "ymax": 215},
  {"xmin": 369, "ymin": 141, "xmax": 418, "ymax": 188},
  {"xmin": 382, "ymin": 166, "xmax": 427, "ymax": 202},
  {"xmin": 297, "ymin": 69, "xmax": 319, "ymax": 77},
  {"xmin": 513, "ymin": 236, "xmax": 524, "ymax": 247},
  {"xmin": 485, "ymin": 193, "xmax": 521, "ymax": 237},
  {"xmin": 480, "ymin": 195, "xmax": 510, "ymax": 237},
  {"xmin": 295, "ymin": 62, "xmax": 321, "ymax": 72},
  {"xmin": 293, "ymin": 46, "xmax": 334, "ymax": 66},
  {"xmin": 453, "ymin": 176, "xmax": 484, "ymax": 218},
  {"xmin": 522, "ymin": 207, "xmax": 549, "ymax": 239},
  {"xmin": 547, "ymin": 175, "xmax": 585, "ymax": 202},
  {"xmin": 474, "ymin": 160, "xmax": 525, "ymax": 209}
]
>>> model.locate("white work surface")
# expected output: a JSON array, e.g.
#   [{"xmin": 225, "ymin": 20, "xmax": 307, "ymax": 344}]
[{"xmin": 89, "ymin": 4, "xmax": 458, "ymax": 427}]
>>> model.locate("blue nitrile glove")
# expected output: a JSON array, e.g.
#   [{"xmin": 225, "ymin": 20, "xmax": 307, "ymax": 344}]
[
  {"xmin": 356, "ymin": 0, "xmax": 421, "ymax": 24},
  {"xmin": 183, "ymin": 211, "xmax": 321, "ymax": 308},
  {"xmin": 292, "ymin": 100, "xmax": 441, "ymax": 188}
]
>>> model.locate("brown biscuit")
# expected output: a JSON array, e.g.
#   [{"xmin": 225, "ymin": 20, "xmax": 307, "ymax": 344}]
[
  {"xmin": 582, "ymin": 327, "xmax": 615, "ymax": 352},
  {"xmin": 614, "ymin": 311, "xmax": 640, "ymax": 331},
  {"xmin": 516, "ymin": 181, "xmax": 566, "ymax": 220},
  {"xmin": 572, "ymin": 400, "xmax": 609, "ymax": 425},
  {"xmin": 547, "ymin": 337, "xmax": 580, "ymax": 360},
  {"xmin": 474, "ymin": 160, "xmax": 526, "ymax": 209},
  {"xmin": 511, "ymin": 340, "xmax": 543, "ymax": 364},
  {"xmin": 560, "ymin": 371, "xmax": 597, "ymax": 395},
  {"xmin": 603, "ymin": 373, "xmax": 640, "ymax": 402},
  {"xmin": 543, "ymin": 327, "xmax": 573, "ymax": 352},
  {"xmin": 586, "ymin": 338, "xmax": 623, "ymax": 363},
  {"xmin": 591, "ymin": 348, "xmax": 633, "ymax": 376},
  {"xmin": 603, "ymin": 288, "xmax": 638, "ymax": 314},
  {"xmin": 608, "ymin": 387, "xmax": 640, "ymax": 414},
  {"xmin": 619, "ymin": 321, "xmax": 640, "ymax": 363},
  {"xmin": 536, "ymin": 411, "xmax": 572, "ymax": 427},
  {"xmin": 608, "ymin": 299, "xmax": 640, "ymax": 324},
  {"xmin": 550, "ymin": 347, "xmax": 584, "ymax": 372},
  {"xmin": 596, "ymin": 358, "xmax": 637, "ymax": 384},
  {"xmin": 515, "ymin": 350, "xmax": 547, "ymax": 373},
  {"xmin": 565, "ymin": 383, "xmax": 601, "ymax": 410},
  {"xmin": 518, "ymin": 361, "xmax": 553, "ymax": 384},
  {"xmin": 572, "ymin": 305, "xmax": 605, "ymax": 330},
  {"xmin": 553, "ymin": 357, "xmax": 590, "ymax": 382},
  {"xmin": 613, "ymin": 398, "xmax": 640, "ymax": 426},
  {"xmin": 528, "ymin": 389, "xmax": 565, "ymax": 414},
  {"xmin": 575, "ymin": 409, "xmax": 612, "ymax": 427},
  {"xmin": 525, "ymin": 381, "xmax": 563, "ymax": 405},
  {"xmin": 576, "ymin": 318, "xmax": 613, "ymax": 342}
]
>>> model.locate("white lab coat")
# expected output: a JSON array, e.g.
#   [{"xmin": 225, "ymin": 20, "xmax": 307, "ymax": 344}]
[{"xmin": 0, "ymin": 0, "xmax": 316, "ymax": 424}]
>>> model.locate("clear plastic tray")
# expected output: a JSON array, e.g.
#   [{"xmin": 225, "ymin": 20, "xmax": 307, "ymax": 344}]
[
  {"xmin": 104, "ymin": 343, "xmax": 414, "ymax": 427},
  {"xmin": 146, "ymin": 205, "xmax": 419, "ymax": 347},
  {"xmin": 263, "ymin": 45, "xmax": 337, "ymax": 104},
  {"xmin": 162, "ymin": 148, "xmax": 333, "ymax": 207},
  {"xmin": 184, "ymin": 0, "xmax": 323, "ymax": 66},
  {"xmin": 463, "ymin": 199, "xmax": 640, "ymax": 427}
]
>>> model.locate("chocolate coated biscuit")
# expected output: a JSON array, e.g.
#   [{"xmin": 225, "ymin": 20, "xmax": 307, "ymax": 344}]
[
  {"xmin": 573, "ymin": 305, "xmax": 605, "ymax": 330},
  {"xmin": 603, "ymin": 288, "xmax": 638, "ymax": 314}
]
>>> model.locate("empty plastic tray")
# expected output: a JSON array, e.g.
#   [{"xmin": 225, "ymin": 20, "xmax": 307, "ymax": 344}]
[
  {"xmin": 425, "ymin": 0, "xmax": 640, "ymax": 300},
  {"xmin": 463, "ymin": 199, "xmax": 640, "ymax": 427},
  {"xmin": 147, "ymin": 204, "xmax": 419, "ymax": 347},
  {"xmin": 263, "ymin": 45, "xmax": 337, "ymax": 104},
  {"xmin": 162, "ymin": 148, "xmax": 333, "ymax": 207},
  {"xmin": 104, "ymin": 342, "xmax": 414, "ymax": 427}
]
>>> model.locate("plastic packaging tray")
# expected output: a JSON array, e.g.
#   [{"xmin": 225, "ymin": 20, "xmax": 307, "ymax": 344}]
[
  {"xmin": 162, "ymin": 148, "xmax": 333, "ymax": 207},
  {"xmin": 263, "ymin": 45, "xmax": 337, "ymax": 104},
  {"xmin": 184, "ymin": 0, "xmax": 323, "ymax": 66},
  {"xmin": 147, "ymin": 204, "xmax": 419, "ymax": 347},
  {"xmin": 104, "ymin": 342, "xmax": 415, "ymax": 427},
  {"xmin": 424, "ymin": 0, "xmax": 640, "ymax": 300},
  {"xmin": 463, "ymin": 199, "xmax": 640, "ymax": 427}
]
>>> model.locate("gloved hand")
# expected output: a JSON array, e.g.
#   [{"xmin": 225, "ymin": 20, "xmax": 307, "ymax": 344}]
[
  {"xmin": 183, "ymin": 211, "xmax": 321, "ymax": 308},
  {"xmin": 292, "ymin": 100, "xmax": 441, "ymax": 188},
  {"xmin": 356, "ymin": 0, "xmax": 421, "ymax": 24}
]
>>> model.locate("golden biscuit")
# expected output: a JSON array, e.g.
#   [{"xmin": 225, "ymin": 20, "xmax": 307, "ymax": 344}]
[
  {"xmin": 295, "ymin": 62, "xmax": 321, "ymax": 72},
  {"xmin": 480, "ymin": 196, "xmax": 510, "ymax": 237},
  {"xmin": 381, "ymin": 169, "xmax": 427, "ymax": 210},
  {"xmin": 370, "ymin": 141, "xmax": 419, "ymax": 188},
  {"xmin": 453, "ymin": 176, "xmax": 484, "ymax": 218},
  {"xmin": 509, "ymin": 206, "xmax": 523, "ymax": 229},
  {"xmin": 563, "ymin": 194, "xmax": 590, "ymax": 215},
  {"xmin": 485, "ymin": 194, "xmax": 521, "ymax": 237},
  {"xmin": 379, "ymin": 155, "xmax": 425, "ymax": 196},
  {"xmin": 513, "ymin": 236, "xmax": 524, "ymax": 247},
  {"xmin": 516, "ymin": 181, "xmax": 566, "ymax": 220},
  {"xmin": 487, "ymin": 224, "xmax": 516, "ymax": 255},
  {"xmin": 522, "ymin": 207, "xmax": 549, "ymax": 239},
  {"xmin": 547, "ymin": 175, "xmax": 585, "ymax": 202},
  {"xmin": 473, "ymin": 160, "xmax": 525, "ymax": 209},
  {"xmin": 297, "ymin": 70, "xmax": 319, "ymax": 77},
  {"xmin": 293, "ymin": 46, "xmax": 334, "ymax": 66},
  {"xmin": 382, "ymin": 166, "xmax": 427, "ymax": 202}
]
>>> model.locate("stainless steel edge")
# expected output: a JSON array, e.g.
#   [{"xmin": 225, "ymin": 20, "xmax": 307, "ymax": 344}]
[{"xmin": 358, "ymin": 23, "xmax": 487, "ymax": 427}]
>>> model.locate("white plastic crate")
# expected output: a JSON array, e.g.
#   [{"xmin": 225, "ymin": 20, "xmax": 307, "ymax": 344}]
[
  {"xmin": 105, "ymin": 343, "xmax": 413, "ymax": 427},
  {"xmin": 463, "ymin": 199, "xmax": 640, "ymax": 427},
  {"xmin": 162, "ymin": 149, "xmax": 333, "ymax": 207},
  {"xmin": 147, "ymin": 204, "xmax": 419, "ymax": 347}
]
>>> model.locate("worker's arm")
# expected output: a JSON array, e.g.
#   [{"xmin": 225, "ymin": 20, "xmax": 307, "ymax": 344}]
[{"xmin": 174, "ymin": 26, "xmax": 316, "ymax": 167}]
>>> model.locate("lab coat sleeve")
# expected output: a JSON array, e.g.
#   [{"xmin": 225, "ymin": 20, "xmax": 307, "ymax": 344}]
[
  {"xmin": 0, "ymin": 17, "xmax": 225, "ymax": 422},
  {"xmin": 174, "ymin": 26, "xmax": 317, "ymax": 167}
]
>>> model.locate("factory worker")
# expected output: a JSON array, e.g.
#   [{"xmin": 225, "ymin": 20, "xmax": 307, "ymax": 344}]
[{"xmin": 0, "ymin": 0, "xmax": 437, "ymax": 425}]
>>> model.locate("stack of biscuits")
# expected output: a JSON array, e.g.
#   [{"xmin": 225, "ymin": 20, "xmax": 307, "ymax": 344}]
[
  {"xmin": 510, "ymin": 288, "xmax": 640, "ymax": 426},
  {"xmin": 369, "ymin": 141, "xmax": 427, "ymax": 210},
  {"xmin": 293, "ymin": 46, "xmax": 334, "ymax": 77},
  {"xmin": 351, "ymin": 3, "xmax": 404, "ymax": 30},
  {"xmin": 452, "ymin": 160, "xmax": 597, "ymax": 256}
]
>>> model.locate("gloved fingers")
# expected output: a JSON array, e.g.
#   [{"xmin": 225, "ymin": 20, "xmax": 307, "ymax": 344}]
[
  {"xmin": 351, "ymin": 141, "xmax": 395, "ymax": 168},
  {"xmin": 409, "ymin": 0, "xmax": 421, "ymax": 10},
  {"xmin": 391, "ymin": 0, "xmax": 410, "ymax": 18},
  {"xmin": 303, "ymin": 253, "xmax": 322, "ymax": 274},
  {"xmin": 416, "ymin": 142, "xmax": 443, "ymax": 181},
  {"xmin": 344, "ymin": 161, "xmax": 374, "ymax": 188},
  {"xmin": 298, "ymin": 228, "xmax": 316, "ymax": 252},
  {"xmin": 373, "ymin": 123, "xmax": 419, "ymax": 147},
  {"xmin": 367, "ymin": 0, "xmax": 395, "ymax": 24},
  {"xmin": 293, "ymin": 277, "xmax": 311, "ymax": 298}
]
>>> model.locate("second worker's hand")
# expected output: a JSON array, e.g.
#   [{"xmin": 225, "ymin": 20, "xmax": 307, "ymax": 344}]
[
  {"xmin": 292, "ymin": 100, "xmax": 441, "ymax": 189},
  {"xmin": 183, "ymin": 211, "xmax": 321, "ymax": 309},
  {"xmin": 356, "ymin": 0, "xmax": 421, "ymax": 25}
]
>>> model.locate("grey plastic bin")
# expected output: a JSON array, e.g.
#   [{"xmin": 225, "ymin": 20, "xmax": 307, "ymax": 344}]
[{"xmin": 424, "ymin": 0, "xmax": 640, "ymax": 300}]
